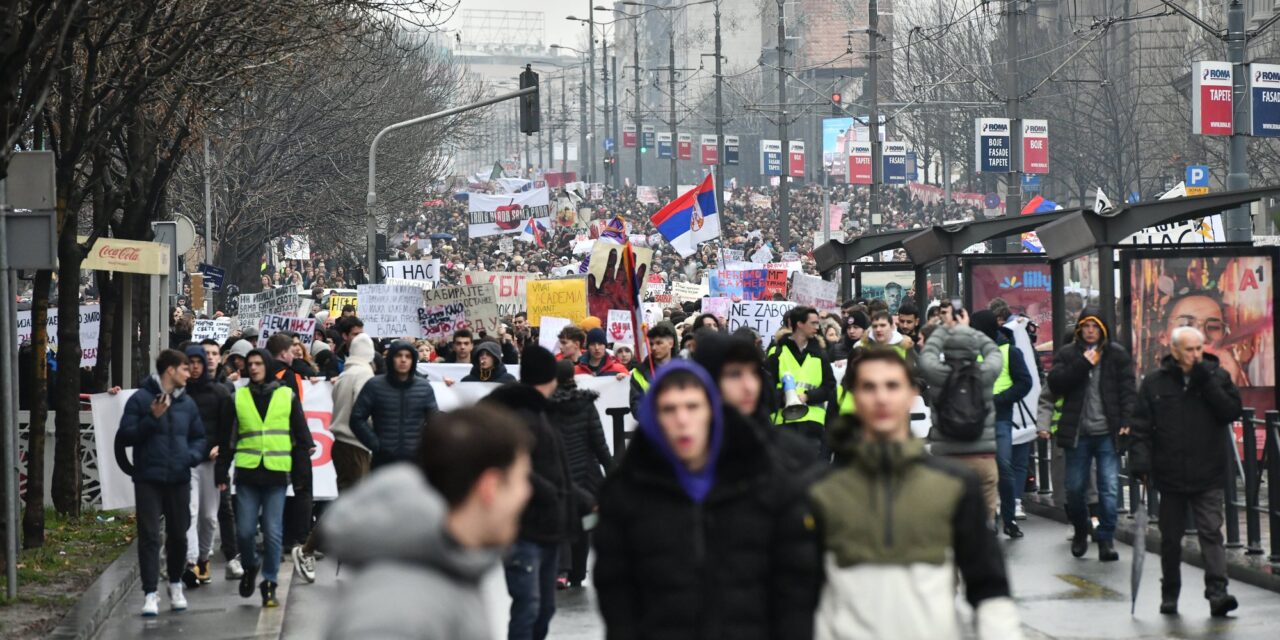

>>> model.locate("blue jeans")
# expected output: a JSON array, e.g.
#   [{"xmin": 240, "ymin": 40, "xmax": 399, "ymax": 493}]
[
  {"xmin": 504, "ymin": 539, "xmax": 559, "ymax": 640},
  {"xmin": 996, "ymin": 420, "xmax": 1032, "ymax": 526},
  {"xmin": 1064, "ymin": 434, "xmax": 1118, "ymax": 542},
  {"xmin": 235, "ymin": 483, "xmax": 286, "ymax": 583}
]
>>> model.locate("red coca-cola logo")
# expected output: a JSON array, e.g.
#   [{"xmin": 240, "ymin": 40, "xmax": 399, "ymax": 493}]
[{"xmin": 98, "ymin": 245, "xmax": 140, "ymax": 261}]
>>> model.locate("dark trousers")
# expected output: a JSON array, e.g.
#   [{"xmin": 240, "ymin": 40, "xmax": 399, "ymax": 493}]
[
  {"xmin": 218, "ymin": 488, "xmax": 238, "ymax": 561},
  {"xmin": 505, "ymin": 539, "xmax": 559, "ymax": 640},
  {"xmin": 1158, "ymin": 488, "xmax": 1228, "ymax": 596},
  {"xmin": 283, "ymin": 461, "xmax": 313, "ymax": 550},
  {"xmin": 301, "ymin": 441, "xmax": 370, "ymax": 555},
  {"xmin": 136, "ymin": 481, "xmax": 191, "ymax": 593}
]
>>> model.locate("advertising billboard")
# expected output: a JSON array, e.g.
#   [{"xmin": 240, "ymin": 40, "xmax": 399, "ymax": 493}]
[
  {"xmin": 641, "ymin": 124, "xmax": 656, "ymax": 149},
  {"xmin": 882, "ymin": 141, "xmax": 907, "ymax": 185},
  {"xmin": 677, "ymin": 132, "xmax": 692, "ymax": 159},
  {"xmin": 1192, "ymin": 61, "xmax": 1233, "ymax": 136},
  {"xmin": 760, "ymin": 139, "xmax": 782, "ymax": 176},
  {"xmin": 848, "ymin": 142, "xmax": 872, "ymax": 184},
  {"xmin": 1021, "ymin": 119, "xmax": 1049, "ymax": 174},
  {"xmin": 788, "ymin": 140, "xmax": 806, "ymax": 178},
  {"xmin": 974, "ymin": 117, "xmax": 1012, "ymax": 173},
  {"xmin": 622, "ymin": 123, "xmax": 637, "ymax": 148},
  {"xmin": 724, "ymin": 135, "xmax": 740, "ymax": 165},
  {"xmin": 858, "ymin": 268, "xmax": 915, "ymax": 314},
  {"xmin": 968, "ymin": 261, "xmax": 1054, "ymax": 364},
  {"xmin": 1248, "ymin": 62, "xmax": 1280, "ymax": 137},
  {"xmin": 823, "ymin": 117, "xmax": 855, "ymax": 181},
  {"xmin": 656, "ymin": 132, "xmax": 673, "ymax": 159}
]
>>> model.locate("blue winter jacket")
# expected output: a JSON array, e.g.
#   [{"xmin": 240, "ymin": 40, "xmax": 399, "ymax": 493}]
[{"xmin": 117, "ymin": 376, "xmax": 206, "ymax": 484}]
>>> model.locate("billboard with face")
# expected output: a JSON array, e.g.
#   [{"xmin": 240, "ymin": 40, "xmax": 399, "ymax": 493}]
[
  {"xmin": 858, "ymin": 269, "xmax": 914, "ymax": 314},
  {"xmin": 1126, "ymin": 250, "xmax": 1275, "ymax": 412}
]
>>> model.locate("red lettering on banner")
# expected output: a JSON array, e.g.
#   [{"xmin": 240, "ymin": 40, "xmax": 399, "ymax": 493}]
[{"xmin": 305, "ymin": 410, "xmax": 333, "ymax": 466}]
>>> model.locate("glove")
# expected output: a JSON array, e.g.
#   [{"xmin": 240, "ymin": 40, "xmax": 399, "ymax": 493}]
[{"xmin": 1189, "ymin": 360, "xmax": 1211, "ymax": 387}]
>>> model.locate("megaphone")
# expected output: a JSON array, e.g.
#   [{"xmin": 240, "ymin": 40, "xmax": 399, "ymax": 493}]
[{"xmin": 781, "ymin": 373, "xmax": 809, "ymax": 420}]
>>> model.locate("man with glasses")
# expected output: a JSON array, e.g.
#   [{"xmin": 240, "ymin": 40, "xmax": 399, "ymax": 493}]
[{"xmin": 1160, "ymin": 292, "xmax": 1246, "ymax": 387}]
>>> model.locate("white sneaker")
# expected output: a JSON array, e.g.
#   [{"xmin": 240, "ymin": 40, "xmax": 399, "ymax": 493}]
[
  {"xmin": 226, "ymin": 556, "xmax": 245, "ymax": 579},
  {"xmin": 292, "ymin": 545, "xmax": 317, "ymax": 583},
  {"xmin": 1015, "ymin": 500, "xmax": 1027, "ymax": 520},
  {"xmin": 141, "ymin": 592, "xmax": 159, "ymax": 617},
  {"xmin": 168, "ymin": 582, "xmax": 187, "ymax": 611}
]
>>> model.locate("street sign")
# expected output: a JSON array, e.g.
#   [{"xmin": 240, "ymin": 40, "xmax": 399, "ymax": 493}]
[
  {"xmin": 1186, "ymin": 165, "xmax": 1210, "ymax": 188},
  {"xmin": 760, "ymin": 139, "xmax": 782, "ymax": 176},
  {"xmin": 787, "ymin": 140, "xmax": 805, "ymax": 177},
  {"xmin": 604, "ymin": 137, "xmax": 615, "ymax": 152},
  {"xmin": 724, "ymin": 135, "xmax": 740, "ymax": 166},
  {"xmin": 974, "ymin": 118, "xmax": 1012, "ymax": 173},
  {"xmin": 1021, "ymin": 119, "xmax": 1049, "ymax": 174},
  {"xmin": 1022, "ymin": 174, "xmax": 1042, "ymax": 193},
  {"xmin": 882, "ymin": 142, "xmax": 907, "ymax": 185},
  {"xmin": 983, "ymin": 192, "xmax": 1001, "ymax": 209},
  {"xmin": 1192, "ymin": 61, "xmax": 1232, "ymax": 136},
  {"xmin": 1247, "ymin": 63, "xmax": 1280, "ymax": 136},
  {"xmin": 848, "ymin": 143, "xmax": 872, "ymax": 185},
  {"xmin": 198, "ymin": 263, "xmax": 226, "ymax": 292}
]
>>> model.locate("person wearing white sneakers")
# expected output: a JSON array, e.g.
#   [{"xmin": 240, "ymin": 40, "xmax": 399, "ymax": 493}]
[{"xmin": 117, "ymin": 349, "xmax": 206, "ymax": 616}]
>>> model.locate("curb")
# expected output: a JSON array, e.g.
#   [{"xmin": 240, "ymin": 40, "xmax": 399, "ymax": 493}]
[
  {"xmin": 1023, "ymin": 494, "xmax": 1280, "ymax": 594},
  {"xmin": 46, "ymin": 539, "xmax": 139, "ymax": 640}
]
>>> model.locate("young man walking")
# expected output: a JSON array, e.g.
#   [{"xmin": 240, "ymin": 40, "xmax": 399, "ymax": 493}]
[
  {"xmin": 349, "ymin": 340, "xmax": 439, "ymax": 469},
  {"xmin": 117, "ymin": 349, "xmax": 206, "ymax": 616},
  {"xmin": 181, "ymin": 345, "xmax": 235, "ymax": 586},
  {"xmin": 766, "ymin": 306, "xmax": 836, "ymax": 453},
  {"xmin": 811, "ymin": 348, "xmax": 1021, "ymax": 639}
]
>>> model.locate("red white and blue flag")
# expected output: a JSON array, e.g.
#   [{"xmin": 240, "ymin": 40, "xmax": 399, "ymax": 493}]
[
  {"xmin": 649, "ymin": 173, "xmax": 720, "ymax": 257},
  {"xmin": 518, "ymin": 217, "xmax": 547, "ymax": 247}
]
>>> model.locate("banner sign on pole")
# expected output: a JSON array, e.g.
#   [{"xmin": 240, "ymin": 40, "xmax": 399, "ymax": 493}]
[
  {"xmin": 466, "ymin": 188, "xmax": 552, "ymax": 239},
  {"xmin": 641, "ymin": 124, "xmax": 655, "ymax": 149},
  {"xmin": 1192, "ymin": 61, "xmax": 1233, "ymax": 136},
  {"xmin": 787, "ymin": 140, "xmax": 806, "ymax": 178},
  {"xmin": 848, "ymin": 143, "xmax": 872, "ymax": 184},
  {"xmin": 258, "ymin": 314, "xmax": 316, "ymax": 348},
  {"xmin": 357, "ymin": 284, "xmax": 427, "ymax": 338},
  {"xmin": 882, "ymin": 141, "xmax": 907, "ymax": 185},
  {"xmin": 727, "ymin": 300, "xmax": 796, "ymax": 337},
  {"xmin": 1021, "ymin": 119, "xmax": 1049, "ymax": 173},
  {"xmin": 974, "ymin": 118, "xmax": 1012, "ymax": 173},
  {"xmin": 760, "ymin": 139, "xmax": 782, "ymax": 176},
  {"xmin": 1247, "ymin": 62, "xmax": 1280, "ymax": 137},
  {"xmin": 421, "ymin": 283, "xmax": 501, "ymax": 335},
  {"xmin": 378, "ymin": 259, "xmax": 441, "ymax": 283},
  {"xmin": 622, "ymin": 123, "xmax": 637, "ymax": 148},
  {"xmin": 724, "ymin": 135, "xmax": 740, "ymax": 165},
  {"xmin": 656, "ymin": 132, "xmax": 674, "ymax": 159},
  {"xmin": 700, "ymin": 134, "xmax": 718, "ymax": 165},
  {"xmin": 677, "ymin": 132, "xmax": 692, "ymax": 160}
]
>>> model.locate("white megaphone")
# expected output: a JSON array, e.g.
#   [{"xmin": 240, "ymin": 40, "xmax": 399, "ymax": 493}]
[{"xmin": 781, "ymin": 373, "xmax": 809, "ymax": 420}]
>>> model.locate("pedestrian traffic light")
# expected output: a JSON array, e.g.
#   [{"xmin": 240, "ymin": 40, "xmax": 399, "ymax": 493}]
[
  {"xmin": 641, "ymin": 145, "xmax": 648, "ymax": 154},
  {"xmin": 831, "ymin": 93, "xmax": 842, "ymax": 116},
  {"xmin": 519, "ymin": 64, "xmax": 540, "ymax": 135}
]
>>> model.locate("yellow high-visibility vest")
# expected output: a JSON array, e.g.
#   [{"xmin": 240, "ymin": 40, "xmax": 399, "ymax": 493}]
[
  {"xmin": 234, "ymin": 386, "xmax": 294, "ymax": 473},
  {"xmin": 772, "ymin": 347, "xmax": 827, "ymax": 425}
]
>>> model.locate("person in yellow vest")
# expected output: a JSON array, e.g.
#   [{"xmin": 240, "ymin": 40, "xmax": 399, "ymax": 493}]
[
  {"xmin": 970, "ymin": 310, "xmax": 1034, "ymax": 538},
  {"xmin": 765, "ymin": 306, "xmax": 835, "ymax": 455},
  {"xmin": 216, "ymin": 348, "xmax": 314, "ymax": 608}
]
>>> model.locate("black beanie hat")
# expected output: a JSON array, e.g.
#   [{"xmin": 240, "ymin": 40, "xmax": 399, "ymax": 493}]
[
  {"xmin": 970, "ymin": 309, "xmax": 999, "ymax": 341},
  {"xmin": 521, "ymin": 345, "xmax": 558, "ymax": 385},
  {"xmin": 847, "ymin": 311, "xmax": 870, "ymax": 330}
]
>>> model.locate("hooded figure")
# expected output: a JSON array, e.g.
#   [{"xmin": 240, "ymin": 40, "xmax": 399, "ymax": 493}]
[
  {"xmin": 1046, "ymin": 307, "xmax": 1136, "ymax": 448},
  {"xmin": 320, "ymin": 465, "xmax": 500, "ymax": 640},
  {"xmin": 330, "ymin": 334, "xmax": 376, "ymax": 458},
  {"xmin": 183, "ymin": 345, "xmax": 233, "ymax": 463},
  {"xmin": 593, "ymin": 360, "xmax": 823, "ymax": 640},
  {"xmin": 349, "ymin": 340, "xmax": 440, "ymax": 468},
  {"xmin": 460, "ymin": 341, "xmax": 516, "ymax": 383}
]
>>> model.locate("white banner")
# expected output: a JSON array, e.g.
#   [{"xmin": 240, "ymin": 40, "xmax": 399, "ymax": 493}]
[
  {"xmin": 357, "ymin": 284, "xmax": 426, "ymax": 338},
  {"xmin": 192, "ymin": 317, "xmax": 233, "ymax": 344},
  {"xmin": 16, "ymin": 304, "xmax": 102, "ymax": 367},
  {"xmin": 257, "ymin": 314, "xmax": 316, "ymax": 348},
  {"xmin": 467, "ymin": 188, "xmax": 552, "ymax": 238},
  {"xmin": 378, "ymin": 259, "xmax": 441, "ymax": 283},
  {"xmin": 726, "ymin": 300, "xmax": 795, "ymax": 338}
]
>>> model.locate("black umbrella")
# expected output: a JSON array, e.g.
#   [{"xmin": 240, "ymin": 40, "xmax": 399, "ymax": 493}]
[{"xmin": 1131, "ymin": 484, "xmax": 1148, "ymax": 615}]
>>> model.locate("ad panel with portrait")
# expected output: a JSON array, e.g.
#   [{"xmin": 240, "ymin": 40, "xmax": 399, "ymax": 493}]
[
  {"xmin": 856, "ymin": 266, "xmax": 915, "ymax": 315},
  {"xmin": 1124, "ymin": 248, "xmax": 1276, "ymax": 413}
]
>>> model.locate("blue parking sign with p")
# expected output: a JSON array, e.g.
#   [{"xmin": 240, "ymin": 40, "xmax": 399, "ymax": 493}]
[{"xmin": 1186, "ymin": 165, "xmax": 1210, "ymax": 188}]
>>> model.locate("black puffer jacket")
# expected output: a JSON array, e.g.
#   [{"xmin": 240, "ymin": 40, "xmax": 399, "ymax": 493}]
[
  {"xmin": 117, "ymin": 376, "xmax": 206, "ymax": 485},
  {"xmin": 184, "ymin": 345, "xmax": 233, "ymax": 461},
  {"xmin": 460, "ymin": 341, "xmax": 516, "ymax": 383},
  {"xmin": 349, "ymin": 341, "xmax": 440, "ymax": 468},
  {"xmin": 483, "ymin": 383, "xmax": 579, "ymax": 544},
  {"xmin": 593, "ymin": 408, "xmax": 822, "ymax": 640},
  {"xmin": 1129, "ymin": 354, "xmax": 1242, "ymax": 493},
  {"xmin": 1046, "ymin": 308, "xmax": 1136, "ymax": 448},
  {"xmin": 547, "ymin": 386, "xmax": 613, "ymax": 498}
]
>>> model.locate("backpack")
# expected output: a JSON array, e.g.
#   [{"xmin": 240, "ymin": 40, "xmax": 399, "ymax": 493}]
[{"xmin": 933, "ymin": 358, "xmax": 988, "ymax": 441}]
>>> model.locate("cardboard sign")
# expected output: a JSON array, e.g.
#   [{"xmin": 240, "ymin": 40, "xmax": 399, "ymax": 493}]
[
  {"xmin": 671, "ymin": 281, "xmax": 704, "ymax": 303},
  {"xmin": 237, "ymin": 287, "xmax": 299, "ymax": 330},
  {"xmin": 379, "ymin": 259, "xmax": 441, "ymax": 283},
  {"xmin": 327, "ymin": 294, "xmax": 357, "ymax": 316},
  {"xmin": 539, "ymin": 316, "xmax": 571, "ymax": 354},
  {"xmin": 357, "ymin": 284, "xmax": 427, "ymax": 338},
  {"xmin": 750, "ymin": 245, "xmax": 773, "ymax": 264},
  {"xmin": 418, "ymin": 301, "xmax": 467, "ymax": 341},
  {"xmin": 15, "ymin": 304, "xmax": 102, "ymax": 367},
  {"xmin": 791, "ymin": 273, "xmax": 840, "ymax": 313},
  {"xmin": 526, "ymin": 278, "xmax": 588, "ymax": 327},
  {"xmin": 257, "ymin": 314, "xmax": 316, "ymax": 348},
  {"xmin": 384, "ymin": 277, "xmax": 434, "ymax": 290},
  {"xmin": 421, "ymin": 283, "xmax": 500, "ymax": 335},
  {"xmin": 709, "ymin": 269, "xmax": 769, "ymax": 301},
  {"xmin": 607, "ymin": 309, "xmax": 634, "ymax": 344},
  {"xmin": 701, "ymin": 296, "xmax": 732, "ymax": 319},
  {"xmin": 636, "ymin": 186, "xmax": 658, "ymax": 204},
  {"xmin": 727, "ymin": 301, "xmax": 796, "ymax": 338},
  {"xmin": 765, "ymin": 269, "xmax": 789, "ymax": 299},
  {"xmin": 192, "ymin": 317, "xmax": 233, "ymax": 344},
  {"xmin": 462, "ymin": 271, "xmax": 538, "ymax": 316}
]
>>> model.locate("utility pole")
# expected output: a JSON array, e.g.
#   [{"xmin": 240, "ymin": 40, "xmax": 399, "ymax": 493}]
[
  {"xmin": 203, "ymin": 137, "xmax": 214, "ymax": 316},
  {"xmin": 588, "ymin": 7, "xmax": 598, "ymax": 183},
  {"xmin": 603, "ymin": 36, "xmax": 612, "ymax": 187},
  {"xmin": 633, "ymin": 6, "xmax": 643, "ymax": 188},
  {"xmin": 613, "ymin": 55, "xmax": 622, "ymax": 189},
  {"xmin": 546, "ymin": 75, "xmax": 555, "ymax": 173},
  {"xmin": 1004, "ymin": 0, "xmax": 1022, "ymax": 237},
  {"xmin": 1226, "ymin": 0, "xmax": 1250, "ymax": 241},
  {"xmin": 867, "ymin": 0, "xmax": 882, "ymax": 232},
  {"xmin": 580, "ymin": 78, "xmax": 589, "ymax": 179},
  {"xmin": 713, "ymin": 0, "xmax": 724, "ymax": 215},
  {"xmin": 668, "ymin": 28, "xmax": 678, "ymax": 196},
  {"xmin": 777, "ymin": 0, "xmax": 791, "ymax": 248},
  {"xmin": 561, "ymin": 81, "xmax": 569, "ymax": 173}
]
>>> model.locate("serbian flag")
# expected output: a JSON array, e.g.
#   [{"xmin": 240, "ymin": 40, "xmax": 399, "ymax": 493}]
[
  {"xmin": 518, "ymin": 218, "xmax": 547, "ymax": 247},
  {"xmin": 650, "ymin": 173, "xmax": 720, "ymax": 257}
]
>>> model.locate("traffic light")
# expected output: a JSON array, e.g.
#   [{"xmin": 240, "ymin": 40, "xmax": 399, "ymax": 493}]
[
  {"xmin": 641, "ymin": 145, "xmax": 648, "ymax": 154},
  {"xmin": 519, "ymin": 64, "xmax": 540, "ymax": 135},
  {"xmin": 831, "ymin": 93, "xmax": 842, "ymax": 116}
]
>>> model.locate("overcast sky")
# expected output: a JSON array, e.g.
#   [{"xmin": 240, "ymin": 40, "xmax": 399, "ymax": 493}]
[{"xmin": 453, "ymin": 0, "xmax": 591, "ymax": 49}]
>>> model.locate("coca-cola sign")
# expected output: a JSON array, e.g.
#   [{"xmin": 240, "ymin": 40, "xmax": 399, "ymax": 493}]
[
  {"xmin": 98, "ymin": 245, "xmax": 141, "ymax": 262},
  {"xmin": 84, "ymin": 238, "xmax": 169, "ymax": 274}
]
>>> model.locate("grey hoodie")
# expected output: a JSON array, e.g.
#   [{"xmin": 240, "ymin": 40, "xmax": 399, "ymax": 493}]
[{"xmin": 321, "ymin": 464, "xmax": 500, "ymax": 640}]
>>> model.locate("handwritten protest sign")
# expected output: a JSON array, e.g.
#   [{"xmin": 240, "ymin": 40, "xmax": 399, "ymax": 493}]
[
  {"xmin": 379, "ymin": 259, "xmax": 441, "ymax": 283},
  {"xmin": 257, "ymin": 314, "xmax": 316, "ymax": 348},
  {"xmin": 357, "ymin": 284, "xmax": 426, "ymax": 338},
  {"xmin": 671, "ymin": 281, "xmax": 704, "ymax": 303},
  {"xmin": 421, "ymin": 283, "xmax": 500, "ymax": 335},
  {"xmin": 192, "ymin": 317, "xmax": 233, "ymax": 344},
  {"xmin": 417, "ymin": 302, "xmax": 467, "ymax": 341},
  {"xmin": 327, "ymin": 294, "xmax": 357, "ymax": 316},
  {"xmin": 727, "ymin": 301, "xmax": 795, "ymax": 338},
  {"xmin": 237, "ymin": 287, "xmax": 299, "ymax": 329},
  {"xmin": 701, "ymin": 296, "xmax": 732, "ymax": 319},
  {"xmin": 462, "ymin": 271, "xmax": 538, "ymax": 316},
  {"xmin": 791, "ymin": 273, "xmax": 840, "ymax": 313},
  {"xmin": 385, "ymin": 277, "xmax": 434, "ymax": 291},
  {"xmin": 765, "ymin": 269, "xmax": 789, "ymax": 298},
  {"xmin": 607, "ymin": 309, "xmax": 634, "ymax": 344},
  {"xmin": 750, "ymin": 245, "xmax": 774, "ymax": 264},
  {"xmin": 16, "ymin": 305, "xmax": 101, "ymax": 367},
  {"xmin": 527, "ymin": 278, "xmax": 588, "ymax": 326},
  {"xmin": 709, "ymin": 269, "xmax": 769, "ymax": 301}
]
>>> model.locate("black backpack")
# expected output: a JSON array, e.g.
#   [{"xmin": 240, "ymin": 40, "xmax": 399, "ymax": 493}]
[{"xmin": 933, "ymin": 358, "xmax": 988, "ymax": 441}]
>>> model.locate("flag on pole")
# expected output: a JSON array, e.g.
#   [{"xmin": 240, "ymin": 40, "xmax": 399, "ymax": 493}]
[
  {"xmin": 518, "ymin": 218, "xmax": 547, "ymax": 247},
  {"xmin": 649, "ymin": 173, "xmax": 719, "ymax": 258},
  {"xmin": 489, "ymin": 161, "xmax": 506, "ymax": 181},
  {"xmin": 1093, "ymin": 188, "xmax": 1113, "ymax": 213}
]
